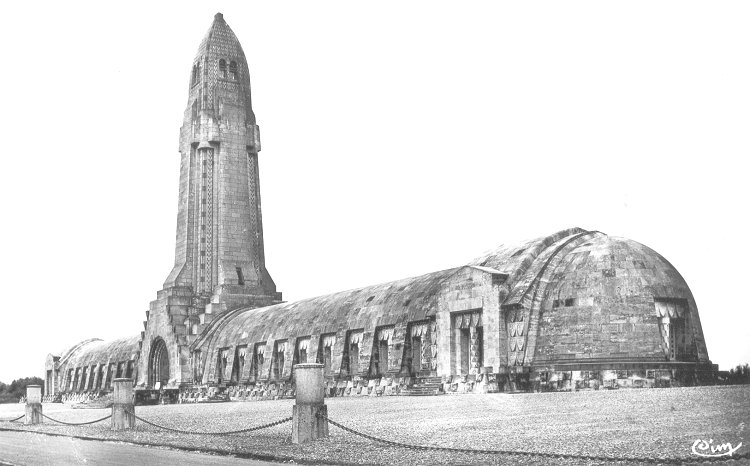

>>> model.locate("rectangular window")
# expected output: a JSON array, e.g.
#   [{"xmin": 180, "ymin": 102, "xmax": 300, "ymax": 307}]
[
  {"xmin": 344, "ymin": 330, "xmax": 363, "ymax": 376},
  {"xmin": 408, "ymin": 321, "xmax": 429, "ymax": 376},
  {"xmin": 87, "ymin": 365, "xmax": 96, "ymax": 390},
  {"xmin": 193, "ymin": 350, "xmax": 202, "ymax": 382},
  {"xmin": 324, "ymin": 347, "xmax": 332, "ymax": 376},
  {"xmin": 231, "ymin": 345, "xmax": 247, "ymax": 382},
  {"xmin": 318, "ymin": 334, "xmax": 336, "ymax": 377},
  {"xmin": 107, "ymin": 363, "xmax": 116, "ymax": 388},
  {"xmin": 236, "ymin": 267, "xmax": 245, "ymax": 286},
  {"xmin": 96, "ymin": 365, "xmax": 105, "ymax": 390},
  {"xmin": 295, "ymin": 337, "xmax": 310, "ymax": 366},
  {"xmin": 253, "ymin": 343, "xmax": 265, "ymax": 379},
  {"xmin": 74, "ymin": 368, "xmax": 82, "ymax": 392},
  {"xmin": 217, "ymin": 348, "xmax": 229, "ymax": 383},
  {"xmin": 374, "ymin": 326, "xmax": 394, "ymax": 377},
  {"xmin": 453, "ymin": 312, "xmax": 481, "ymax": 374},
  {"xmin": 460, "ymin": 329, "xmax": 470, "ymax": 373},
  {"xmin": 272, "ymin": 340, "xmax": 288, "ymax": 380},
  {"xmin": 655, "ymin": 298, "xmax": 689, "ymax": 361}
]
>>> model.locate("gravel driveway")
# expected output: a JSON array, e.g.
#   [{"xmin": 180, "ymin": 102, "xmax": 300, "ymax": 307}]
[{"xmin": 1, "ymin": 385, "xmax": 748, "ymax": 465}]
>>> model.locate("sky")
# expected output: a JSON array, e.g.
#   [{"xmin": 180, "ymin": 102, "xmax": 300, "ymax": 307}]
[{"xmin": 0, "ymin": 1, "xmax": 748, "ymax": 383}]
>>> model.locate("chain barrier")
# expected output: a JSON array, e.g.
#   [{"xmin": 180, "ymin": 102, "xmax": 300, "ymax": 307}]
[
  {"xmin": 125, "ymin": 409, "xmax": 292, "ymax": 435},
  {"xmin": 40, "ymin": 413, "xmax": 112, "ymax": 426},
  {"xmin": 0, "ymin": 414, "xmax": 25, "ymax": 423},
  {"xmin": 320, "ymin": 413, "xmax": 750, "ymax": 464}
]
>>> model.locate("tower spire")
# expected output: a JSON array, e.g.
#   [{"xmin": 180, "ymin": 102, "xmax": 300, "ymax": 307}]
[
  {"xmin": 166, "ymin": 13, "xmax": 279, "ymax": 308},
  {"xmin": 138, "ymin": 13, "xmax": 281, "ymax": 391}
]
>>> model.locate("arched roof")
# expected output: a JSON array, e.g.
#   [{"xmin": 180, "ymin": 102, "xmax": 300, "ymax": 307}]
[
  {"xmin": 59, "ymin": 336, "xmax": 140, "ymax": 369},
  {"xmin": 196, "ymin": 227, "xmax": 594, "ymax": 350},
  {"xmin": 195, "ymin": 267, "xmax": 462, "ymax": 351},
  {"xmin": 508, "ymin": 233, "xmax": 710, "ymax": 366}
]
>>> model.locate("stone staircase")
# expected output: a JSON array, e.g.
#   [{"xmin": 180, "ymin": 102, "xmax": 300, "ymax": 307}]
[{"xmin": 401, "ymin": 376, "xmax": 443, "ymax": 396}]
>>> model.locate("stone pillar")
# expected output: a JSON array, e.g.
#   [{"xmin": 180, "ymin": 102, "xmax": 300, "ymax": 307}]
[
  {"xmin": 25, "ymin": 385, "xmax": 42, "ymax": 425},
  {"xmin": 292, "ymin": 363, "xmax": 328, "ymax": 444},
  {"xmin": 111, "ymin": 378, "xmax": 135, "ymax": 430}
]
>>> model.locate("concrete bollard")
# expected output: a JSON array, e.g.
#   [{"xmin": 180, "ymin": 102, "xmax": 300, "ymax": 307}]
[
  {"xmin": 111, "ymin": 378, "xmax": 135, "ymax": 430},
  {"xmin": 25, "ymin": 385, "xmax": 43, "ymax": 425},
  {"xmin": 292, "ymin": 363, "xmax": 328, "ymax": 444}
]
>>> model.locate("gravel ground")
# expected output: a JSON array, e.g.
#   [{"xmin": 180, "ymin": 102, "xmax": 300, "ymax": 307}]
[{"xmin": 1, "ymin": 385, "xmax": 748, "ymax": 465}]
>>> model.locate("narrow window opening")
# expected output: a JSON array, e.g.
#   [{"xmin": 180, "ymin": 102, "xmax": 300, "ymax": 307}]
[
  {"xmin": 273, "ymin": 342, "xmax": 286, "ymax": 380},
  {"xmin": 236, "ymin": 267, "xmax": 245, "ymax": 285},
  {"xmin": 231, "ymin": 346, "xmax": 246, "ymax": 383},
  {"xmin": 318, "ymin": 334, "xmax": 336, "ymax": 377},
  {"xmin": 97, "ymin": 366, "xmax": 105, "ymax": 390},
  {"xmin": 229, "ymin": 61, "xmax": 238, "ymax": 80},
  {"xmin": 323, "ymin": 347, "xmax": 332, "ymax": 376},
  {"xmin": 217, "ymin": 348, "xmax": 228, "ymax": 383},
  {"xmin": 219, "ymin": 59, "xmax": 227, "ymax": 78},
  {"xmin": 295, "ymin": 338, "xmax": 310, "ymax": 366},
  {"xmin": 87, "ymin": 366, "xmax": 95, "ymax": 390},
  {"xmin": 460, "ymin": 328, "xmax": 470, "ymax": 374},
  {"xmin": 564, "ymin": 298, "xmax": 576, "ymax": 307},
  {"xmin": 253, "ymin": 343, "xmax": 265, "ymax": 379},
  {"xmin": 349, "ymin": 342, "xmax": 360, "ymax": 376},
  {"xmin": 365, "ymin": 296, "xmax": 374, "ymax": 303},
  {"xmin": 377, "ymin": 339, "xmax": 389, "ymax": 376},
  {"xmin": 193, "ymin": 350, "xmax": 202, "ymax": 382},
  {"xmin": 106, "ymin": 364, "xmax": 115, "ymax": 388}
]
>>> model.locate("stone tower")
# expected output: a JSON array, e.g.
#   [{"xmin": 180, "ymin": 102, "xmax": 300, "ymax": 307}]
[{"xmin": 136, "ymin": 13, "xmax": 282, "ymax": 391}]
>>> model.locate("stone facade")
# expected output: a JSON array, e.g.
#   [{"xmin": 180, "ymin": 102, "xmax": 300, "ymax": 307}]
[{"xmin": 45, "ymin": 14, "xmax": 716, "ymax": 401}]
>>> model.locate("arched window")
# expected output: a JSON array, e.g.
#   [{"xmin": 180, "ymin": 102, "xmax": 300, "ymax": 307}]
[
  {"xmin": 191, "ymin": 63, "xmax": 201, "ymax": 86},
  {"xmin": 219, "ymin": 59, "xmax": 227, "ymax": 78},
  {"xmin": 229, "ymin": 61, "xmax": 238, "ymax": 80}
]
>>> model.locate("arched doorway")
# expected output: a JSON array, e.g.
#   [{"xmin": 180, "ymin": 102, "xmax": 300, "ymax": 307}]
[{"xmin": 148, "ymin": 338, "xmax": 170, "ymax": 389}]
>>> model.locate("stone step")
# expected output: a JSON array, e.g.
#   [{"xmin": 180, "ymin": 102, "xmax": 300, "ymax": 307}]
[
  {"xmin": 404, "ymin": 385, "xmax": 440, "ymax": 391},
  {"xmin": 401, "ymin": 389, "xmax": 441, "ymax": 396}
]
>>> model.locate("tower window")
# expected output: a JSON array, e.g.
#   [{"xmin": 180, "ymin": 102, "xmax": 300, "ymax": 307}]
[
  {"xmin": 191, "ymin": 63, "xmax": 201, "ymax": 87},
  {"xmin": 229, "ymin": 61, "xmax": 238, "ymax": 80},
  {"xmin": 219, "ymin": 59, "xmax": 227, "ymax": 78},
  {"xmin": 236, "ymin": 267, "xmax": 245, "ymax": 285}
]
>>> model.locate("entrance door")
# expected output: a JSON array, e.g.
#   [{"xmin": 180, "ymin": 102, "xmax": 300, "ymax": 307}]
[
  {"xmin": 378, "ymin": 340, "xmax": 389, "ymax": 375},
  {"xmin": 460, "ymin": 328, "xmax": 470, "ymax": 374},
  {"xmin": 148, "ymin": 338, "xmax": 170, "ymax": 388},
  {"xmin": 411, "ymin": 336, "xmax": 422, "ymax": 376}
]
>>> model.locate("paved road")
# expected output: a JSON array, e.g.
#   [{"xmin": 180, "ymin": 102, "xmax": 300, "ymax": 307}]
[{"xmin": 0, "ymin": 430, "xmax": 281, "ymax": 466}]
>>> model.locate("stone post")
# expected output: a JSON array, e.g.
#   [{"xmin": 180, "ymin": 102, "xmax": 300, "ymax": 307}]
[
  {"xmin": 111, "ymin": 378, "xmax": 135, "ymax": 430},
  {"xmin": 292, "ymin": 363, "xmax": 328, "ymax": 444},
  {"xmin": 25, "ymin": 385, "xmax": 42, "ymax": 425}
]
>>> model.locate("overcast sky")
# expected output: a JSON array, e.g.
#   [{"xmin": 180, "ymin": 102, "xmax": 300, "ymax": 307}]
[{"xmin": 0, "ymin": 1, "xmax": 748, "ymax": 383}]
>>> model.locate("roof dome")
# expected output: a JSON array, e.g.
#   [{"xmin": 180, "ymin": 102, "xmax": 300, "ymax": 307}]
[{"xmin": 529, "ymin": 234, "xmax": 710, "ymax": 367}]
